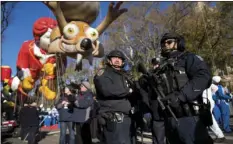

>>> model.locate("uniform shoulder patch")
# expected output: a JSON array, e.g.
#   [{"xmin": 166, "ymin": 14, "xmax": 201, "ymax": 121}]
[
  {"xmin": 195, "ymin": 55, "xmax": 204, "ymax": 61},
  {"xmin": 96, "ymin": 68, "xmax": 105, "ymax": 76}
]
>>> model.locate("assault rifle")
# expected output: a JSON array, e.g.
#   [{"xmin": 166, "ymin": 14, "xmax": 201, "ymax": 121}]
[{"xmin": 137, "ymin": 62, "xmax": 178, "ymax": 122}]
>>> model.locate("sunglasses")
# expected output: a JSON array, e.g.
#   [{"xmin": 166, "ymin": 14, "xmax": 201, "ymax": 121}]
[{"xmin": 164, "ymin": 40, "xmax": 176, "ymax": 45}]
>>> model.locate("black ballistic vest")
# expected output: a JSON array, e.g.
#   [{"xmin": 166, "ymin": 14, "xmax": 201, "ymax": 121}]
[
  {"xmin": 158, "ymin": 56, "xmax": 202, "ymax": 118},
  {"xmin": 159, "ymin": 55, "xmax": 212, "ymax": 125}
]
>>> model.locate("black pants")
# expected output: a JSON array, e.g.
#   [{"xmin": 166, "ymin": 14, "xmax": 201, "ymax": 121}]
[
  {"xmin": 21, "ymin": 126, "xmax": 38, "ymax": 144},
  {"xmin": 75, "ymin": 122, "xmax": 92, "ymax": 144},
  {"xmin": 165, "ymin": 116, "xmax": 213, "ymax": 144},
  {"xmin": 90, "ymin": 118, "xmax": 98, "ymax": 138},
  {"xmin": 130, "ymin": 116, "xmax": 139, "ymax": 144},
  {"xmin": 102, "ymin": 117, "xmax": 132, "ymax": 144},
  {"xmin": 152, "ymin": 120, "xmax": 166, "ymax": 144}
]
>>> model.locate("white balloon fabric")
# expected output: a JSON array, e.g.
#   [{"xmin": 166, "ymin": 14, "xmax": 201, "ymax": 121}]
[
  {"xmin": 210, "ymin": 84, "xmax": 219, "ymax": 93},
  {"xmin": 212, "ymin": 76, "xmax": 221, "ymax": 83}
]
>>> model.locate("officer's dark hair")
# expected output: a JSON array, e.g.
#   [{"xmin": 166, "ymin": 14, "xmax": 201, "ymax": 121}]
[
  {"xmin": 160, "ymin": 32, "xmax": 185, "ymax": 52},
  {"xmin": 106, "ymin": 50, "xmax": 126, "ymax": 67}
]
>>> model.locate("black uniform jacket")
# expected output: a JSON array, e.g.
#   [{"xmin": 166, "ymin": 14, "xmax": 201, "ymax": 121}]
[
  {"xmin": 94, "ymin": 66, "xmax": 132, "ymax": 114},
  {"xmin": 140, "ymin": 51, "xmax": 212, "ymax": 120}
]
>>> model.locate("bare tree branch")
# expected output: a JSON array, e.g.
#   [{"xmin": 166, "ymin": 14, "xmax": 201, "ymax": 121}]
[{"xmin": 1, "ymin": 2, "xmax": 18, "ymax": 37}]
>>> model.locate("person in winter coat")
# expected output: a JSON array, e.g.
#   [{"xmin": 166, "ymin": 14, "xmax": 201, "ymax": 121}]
[
  {"xmin": 19, "ymin": 99, "xmax": 40, "ymax": 144},
  {"xmin": 73, "ymin": 81, "xmax": 94, "ymax": 144},
  {"xmin": 56, "ymin": 87, "xmax": 76, "ymax": 144}
]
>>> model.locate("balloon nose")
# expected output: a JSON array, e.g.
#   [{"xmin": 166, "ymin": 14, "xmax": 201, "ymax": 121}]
[{"xmin": 80, "ymin": 38, "xmax": 92, "ymax": 50}]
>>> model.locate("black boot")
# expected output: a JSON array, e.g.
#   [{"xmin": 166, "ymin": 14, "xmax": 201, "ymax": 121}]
[{"xmin": 214, "ymin": 137, "xmax": 226, "ymax": 143}]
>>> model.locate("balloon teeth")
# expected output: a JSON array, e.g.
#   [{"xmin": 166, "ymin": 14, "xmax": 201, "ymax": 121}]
[
  {"xmin": 76, "ymin": 53, "xmax": 83, "ymax": 65},
  {"xmin": 62, "ymin": 43, "xmax": 76, "ymax": 52}
]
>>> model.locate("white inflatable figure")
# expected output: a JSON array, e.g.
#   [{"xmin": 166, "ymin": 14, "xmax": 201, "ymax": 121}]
[{"xmin": 202, "ymin": 84, "xmax": 225, "ymax": 140}]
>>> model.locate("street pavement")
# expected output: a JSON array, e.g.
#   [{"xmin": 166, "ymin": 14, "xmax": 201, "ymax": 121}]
[
  {"xmin": 2, "ymin": 120, "xmax": 233, "ymax": 144},
  {"xmin": 2, "ymin": 130, "xmax": 233, "ymax": 144}
]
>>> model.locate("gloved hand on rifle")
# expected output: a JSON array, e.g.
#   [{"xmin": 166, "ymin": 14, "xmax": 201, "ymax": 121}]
[
  {"xmin": 135, "ymin": 81, "xmax": 141, "ymax": 90},
  {"xmin": 138, "ymin": 75, "xmax": 148, "ymax": 89},
  {"xmin": 161, "ymin": 91, "xmax": 184, "ymax": 108},
  {"xmin": 67, "ymin": 95, "xmax": 76, "ymax": 102}
]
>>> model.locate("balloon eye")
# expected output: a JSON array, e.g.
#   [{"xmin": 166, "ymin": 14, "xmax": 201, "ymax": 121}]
[
  {"xmin": 91, "ymin": 32, "xmax": 96, "ymax": 37},
  {"xmin": 63, "ymin": 24, "xmax": 79, "ymax": 39},
  {"xmin": 85, "ymin": 27, "xmax": 99, "ymax": 41},
  {"xmin": 68, "ymin": 28, "xmax": 74, "ymax": 33}
]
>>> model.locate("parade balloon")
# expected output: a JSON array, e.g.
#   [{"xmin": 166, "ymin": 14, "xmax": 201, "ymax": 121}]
[
  {"xmin": 44, "ymin": 1, "xmax": 127, "ymax": 70},
  {"xmin": 5, "ymin": 1, "xmax": 128, "ymax": 102},
  {"xmin": 1, "ymin": 66, "xmax": 12, "ymax": 82}
]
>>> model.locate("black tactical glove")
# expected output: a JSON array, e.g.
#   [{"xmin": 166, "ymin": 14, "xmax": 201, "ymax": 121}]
[
  {"xmin": 161, "ymin": 91, "xmax": 181, "ymax": 108},
  {"xmin": 138, "ymin": 75, "xmax": 148, "ymax": 89},
  {"xmin": 135, "ymin": 81, "xmax": 141, "ymax": 90},
  {"xmin": 67, "ymin": 95, "xmax": 76, "ymax": 102}
]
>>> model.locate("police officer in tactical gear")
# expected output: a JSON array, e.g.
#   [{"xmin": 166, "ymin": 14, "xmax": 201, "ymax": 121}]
[
  {"xmin": 94, "ymin": 50, "xmax": 132, "ymax": 144},
  {"xmin": 138, "ymin": 58, "xmax": 166, "ymax": 144},
  {"xmin": 158, "ymin": 32, "xmax": 213, "ymax": 144}
]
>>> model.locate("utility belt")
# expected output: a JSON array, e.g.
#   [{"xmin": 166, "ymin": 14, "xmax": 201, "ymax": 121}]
[
  {"xmin": 165, "ymin": 103, "xmax": 198, "ymax": 118},
  {"xmin": 98, "ymin": 112, "xmax": 128, "ymax": 125},
  {"xmin": 97, "ymin": 111, "xmax": 128, "ymax": 132},
  {"xmin": 166, "ymin": 100, "xmax": 210, "ymax": 118},
  {"xmin": 166, "ymin": 101, "xmax": 212, "ymax": 126}
]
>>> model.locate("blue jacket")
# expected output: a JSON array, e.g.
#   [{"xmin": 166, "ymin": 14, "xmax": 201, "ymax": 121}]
[
  {"xmin": 71, "ymin": 90, "xmax": 94, "ymax": 123},
  {"xmin": 216, "ymin": 85, "xmax": 231, "ymax": 100},
  {"xmin": 55, "ymin": 95, "xmax": 74, "ymax": 122},
  {"xmin": 213, "ymin": 85, "xmax": 231, "ymax": 105}
]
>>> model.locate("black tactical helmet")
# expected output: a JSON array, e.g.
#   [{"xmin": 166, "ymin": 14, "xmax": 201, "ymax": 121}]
[
  {"xmin": 107, "ymin": 50, "xmax": 126, "ymax": 60},
  {"xmin": 151, "ymin": 58, "xmax": 160, "ymax": 65},
  {"xmin": 160, "ymin": 32, "xmax": 185, "ymax": 52}
]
